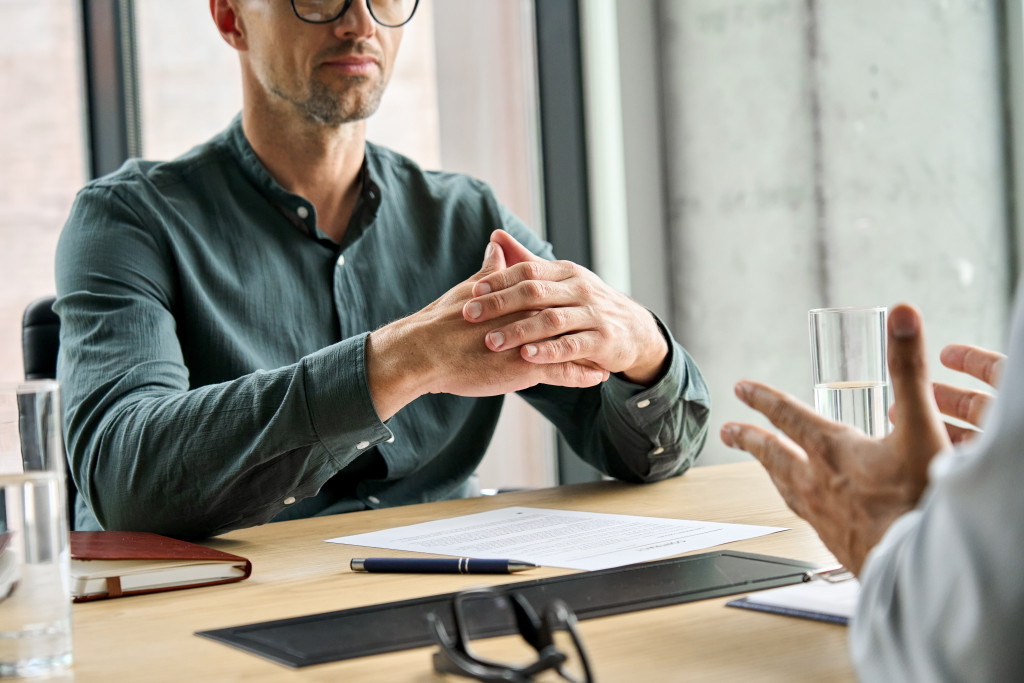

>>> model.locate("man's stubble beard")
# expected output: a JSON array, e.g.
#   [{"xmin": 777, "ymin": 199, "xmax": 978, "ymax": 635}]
[{"xmin": 271, "ymin": 73, "xmax": 388, "ymax": 127}]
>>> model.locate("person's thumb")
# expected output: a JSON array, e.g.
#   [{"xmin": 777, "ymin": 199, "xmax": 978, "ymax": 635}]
[
  {"xmin": 477, "ymin": 239, "xmax": 506, "ymax": 276},
  {"xmin": 490, "ymin": 229, "xmax": 543, "ymax": 267},
  {"xmin": 888, "ymin": 304, "xmax": 948, "ymax": 452}
]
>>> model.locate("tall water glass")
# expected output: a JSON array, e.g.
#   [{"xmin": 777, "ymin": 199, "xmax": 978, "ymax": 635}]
[
  {"xmin": 808, "ymin": 306, "xmax": 891, "ymax": 437},
  {"xmin": 0, "ymin": 380, "xmax": 72, "ymax": 676}
]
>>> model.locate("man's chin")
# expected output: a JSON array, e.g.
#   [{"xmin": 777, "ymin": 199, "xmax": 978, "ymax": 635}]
[
  {"xmin": 300, "ymin": 96, "xmax": 383, "ymax": 127},
  {"xmin": 300, "ymin": 80, "xmax": 386, "ymax": 126}
]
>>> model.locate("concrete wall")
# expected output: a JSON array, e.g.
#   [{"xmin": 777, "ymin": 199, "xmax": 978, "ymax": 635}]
[{"xmin": 654, "ymin": 0, "xmax": 1013, "ymax": 463}]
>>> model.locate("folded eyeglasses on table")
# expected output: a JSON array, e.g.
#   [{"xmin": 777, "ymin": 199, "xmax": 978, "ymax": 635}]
[{"xmin": 427, "ymin": 587, "xmax": 594, "ymax": 683}]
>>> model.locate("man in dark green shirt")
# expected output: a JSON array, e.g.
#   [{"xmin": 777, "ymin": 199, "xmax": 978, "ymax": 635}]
[{"xmin": 55, "ymin": 0, "xmax": 710, "ymax": 538}]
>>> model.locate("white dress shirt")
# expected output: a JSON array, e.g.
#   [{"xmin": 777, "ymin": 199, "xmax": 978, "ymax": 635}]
[{"xmin": 850, "ymin": 283, "xmax": 1024, "ymax": 681}]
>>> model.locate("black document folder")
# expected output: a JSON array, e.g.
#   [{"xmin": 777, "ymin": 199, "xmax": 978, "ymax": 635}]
[{"xmin": 197, "ymin": 550, "xmax": 818, "ymax": 668}]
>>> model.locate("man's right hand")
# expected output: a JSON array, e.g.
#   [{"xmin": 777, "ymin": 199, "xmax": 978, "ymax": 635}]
[{"xmin": 364, "ymin": 239, "xmax": 609, "ymax": 421}]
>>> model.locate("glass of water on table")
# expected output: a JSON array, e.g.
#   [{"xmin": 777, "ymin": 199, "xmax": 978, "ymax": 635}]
[
  {"xmin": 0, "ymin": 380, "xmax": 72, "ymax": 677},
  {"xmin": 808, "ymin": 306, "xmax": 891, "ymax": 438}
]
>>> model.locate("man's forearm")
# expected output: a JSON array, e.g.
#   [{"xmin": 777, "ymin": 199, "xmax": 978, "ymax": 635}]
[{"xmin": 64, "ymin": 337, "xmax": 390, "ymax": 539}]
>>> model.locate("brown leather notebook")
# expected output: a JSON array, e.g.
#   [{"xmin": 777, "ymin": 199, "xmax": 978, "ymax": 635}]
[{"xmin": 70, "ymin": 531, "xmax": 252, "ymax": 603}]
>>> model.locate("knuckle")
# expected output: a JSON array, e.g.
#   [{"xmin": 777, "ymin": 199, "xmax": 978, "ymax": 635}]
[
  {"xmin": 803, "ymin": 429, "xmax": 826, "ymax": 455},
  {"xmin": 553, "ymin": 259, "xmax": 575, "ymax": 273},
  {"xmin": 801, "ymin": 427, "xmax": 834, "ymax": 459},
  {"xmin": 985, "ymin": 357, "xmax": 1005, "ymax": 385},
  {"xmin": 523, "ymin": 280, "xmax": 547, "ymax": 301},
  {"xmin": 551, "ymin": 362, "xmax": 577, "ymax": 384},
  {"xmin": 955, "ymin": 393, "xmax": 970, "ymax": 420},
  {"xmin": 505, "ymin": 320, "xmax": 527, "ymax": 343},
  {"xmin": 576, "ymin": 279, "xmax": 598, "ymax": 300},
  {"xmin": 764, "ymin": 399, "xmax": 791, "ymax": 430},
  {"xmin": 764, "ymin": 432, "xmax": 793, "ymax": 459},
  {"xmin": 567, "ymin": 363, "xmax": 588, "ymax": 385},
  {"xmin": 521, "ymin": 262, "xmax": 544, "ymax": 281},
  {"xmin": 539, "ymin": 307, "xmax": 566, "ymax": 329},
  {"xmin": 490, "ymin": 290, "xmax": 511, "ymax": 312},
  {"xmin": 556, "ymin": 335, "xmax": 582, "ymax": 357},
  {"xmin": 967, "ymin": 394, "xmax": 989, "ymax": 423}
]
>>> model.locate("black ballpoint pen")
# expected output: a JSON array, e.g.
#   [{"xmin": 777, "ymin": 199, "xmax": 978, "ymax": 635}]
[{"xmin": 350, "ymin": 557, "xmax": 538, "ymax": 574}]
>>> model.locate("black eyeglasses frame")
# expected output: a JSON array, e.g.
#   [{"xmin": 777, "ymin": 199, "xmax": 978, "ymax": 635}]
[
  {"xmin": 427, "ymin": 588, "xmax": 594, "ymax": 683},
  {"xmin": 289, "ymin": 0, "xmax": 419, "ymax": 28}
]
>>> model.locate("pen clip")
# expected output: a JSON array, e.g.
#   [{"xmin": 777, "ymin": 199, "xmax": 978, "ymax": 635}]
[{"xmin": 803, "ymin": 565, "xmax": 855, "ymax": 583}]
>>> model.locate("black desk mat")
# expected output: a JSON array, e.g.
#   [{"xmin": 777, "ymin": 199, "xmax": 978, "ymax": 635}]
[{"xmin": 196, "ymin": 550, "xmax": 818, "ymax": 668}]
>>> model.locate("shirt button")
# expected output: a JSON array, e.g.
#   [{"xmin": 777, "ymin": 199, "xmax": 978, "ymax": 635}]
[
  {"xmin": 296, "ymin": 206, "xmax": 309, "ymax": 219},
  {"xmin": 636, "ymin": 399, "xmax": 651, "ymax": 409},
  {"xmin": 367, "ymin": 495, "xmax": 380, "ymax": 505},
  {"xmin": 283, "ymin": 497, "xmax": 296, "ymax": 505},
  {"xmin": 356, "ymin": 441, "xmax": 370, "ymax": 449},
  {"xmin": 336, "ymin": 254, "xmax": 345, "ymax": 267},
  {"xmin": 652, "ymin": 447, "xmax": 664, "ymax": 455}
]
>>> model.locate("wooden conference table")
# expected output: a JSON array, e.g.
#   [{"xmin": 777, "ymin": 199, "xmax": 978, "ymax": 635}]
[{"xmin": 70, "ymin": 462, "xmax": 855, "ymax": 681}]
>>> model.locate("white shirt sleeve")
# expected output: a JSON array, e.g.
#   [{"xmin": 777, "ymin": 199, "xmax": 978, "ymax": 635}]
[{"xmin": 849, "ymin": 290, "xmax": 1024, "ymax": 681}]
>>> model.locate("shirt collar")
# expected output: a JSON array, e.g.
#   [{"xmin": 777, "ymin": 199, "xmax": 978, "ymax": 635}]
[{"xmin": 223, "ymin": 115, "xmax": 383, "ymax": 247}]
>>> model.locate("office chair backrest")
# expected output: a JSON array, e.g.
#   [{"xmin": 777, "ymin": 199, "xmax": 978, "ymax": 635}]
[
  {"xmin": 22, "ymin": 296, "xmax": 60, "ymax": 380},
  {"xmin": 21, "ymin": 295, "xmax": 76, "ymax": 525}
]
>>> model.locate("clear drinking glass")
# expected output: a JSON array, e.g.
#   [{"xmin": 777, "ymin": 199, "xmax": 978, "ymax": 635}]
[
  {"xmin": 0, "ymin": 380, "xmax": 72, "ymax": 677},
  {"xmin": 808, "ymin": 306, "xmax": 891, "ymax": 438}
]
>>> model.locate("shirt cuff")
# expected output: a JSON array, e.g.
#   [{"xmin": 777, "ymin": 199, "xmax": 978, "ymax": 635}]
[
  {"xmin": 602, "ymin": 314, "xmax": 685, "ymax": 426},
  {"xmin": 300, "ymin": 332, "xmax": 393, "ymax": 464}
]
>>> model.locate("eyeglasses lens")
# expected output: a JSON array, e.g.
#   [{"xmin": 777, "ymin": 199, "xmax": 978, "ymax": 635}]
[
  {"xmin": 457, "ymin": 593, "xmax": 540, "ymax": 668},
  {"xmin": 369, "ymin": 0, "xmax": 417, "ymax": 27},
  {"xmin": 292, "ymin": 0, "xmax": 342, "ymax": 22},
  {"xmin": 551, "ymin": 626, "xmax": 588, "ymax": 683},
  {"xmin": 292, "ymin": 0, "xmax": 417, "ymax": 27}
]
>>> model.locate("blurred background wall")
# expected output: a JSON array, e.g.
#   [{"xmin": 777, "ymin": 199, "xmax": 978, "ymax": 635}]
[{"xmin": 615, "ymin": 0, "xmax": 1016, "ymax": 464}]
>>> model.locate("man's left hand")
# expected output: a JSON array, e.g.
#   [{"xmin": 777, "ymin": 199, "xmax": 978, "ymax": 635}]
[{"xmin": 462, "ymin": 230, "xmax": 669, "ymax": 386}]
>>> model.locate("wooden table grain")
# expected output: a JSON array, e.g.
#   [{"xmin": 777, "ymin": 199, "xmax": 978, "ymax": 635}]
[{"xmin": 69, "ymin": 462, "xmax": 854, "ymax": 682}]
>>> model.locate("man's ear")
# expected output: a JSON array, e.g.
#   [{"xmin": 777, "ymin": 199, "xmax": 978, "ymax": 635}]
[{"xmin": 210, "ymin": 0, "xmax": 248, "ymax": 50}]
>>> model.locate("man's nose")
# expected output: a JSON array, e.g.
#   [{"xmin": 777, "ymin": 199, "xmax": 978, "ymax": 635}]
[{"xmin": 334, "ymin": 0, "xmax": 376, "ymax": 40}]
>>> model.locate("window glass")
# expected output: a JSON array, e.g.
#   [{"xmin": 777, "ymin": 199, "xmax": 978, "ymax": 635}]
[
  {"xmin": 0, "ymin": 0, "xmax": 86, "ymax": 382},
  {"xmin": 134, "ymin": 0, "xmax": 440, "ymax": 167},
  {"xmin": 134, "ymin": 0, "xmax": 243, "ymax": 160}
]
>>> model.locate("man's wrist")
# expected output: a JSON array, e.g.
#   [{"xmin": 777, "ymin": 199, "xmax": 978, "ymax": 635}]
[
  {"xmin": 365, "ymin": 319, "xmax": 433, "ymax": 420},
  {"xmin": 620, "ymin": 313, "xmax": 670, "ymax": 386}
]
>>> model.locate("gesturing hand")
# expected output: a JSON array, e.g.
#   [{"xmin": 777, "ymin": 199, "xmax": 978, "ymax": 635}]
[
  {"xmin": 461, "ymin": 230, "xmax": 669, "ymax": 386},
  {"xmin": 365, "ymin": 238, "xmax": 610, "ymax": 421},
  {"xmin": 719, "ymin": 304, "xmax": 951, "ymax": 576},
  {"xmin": 930, "ymin": 344, "xmax": 1005, "ymax": 442}
]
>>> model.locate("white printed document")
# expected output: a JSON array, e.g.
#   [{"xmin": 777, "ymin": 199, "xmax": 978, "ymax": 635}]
[{"xmin": 327, "ymin": 506, "xmax": 786, "ymax": 571}]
